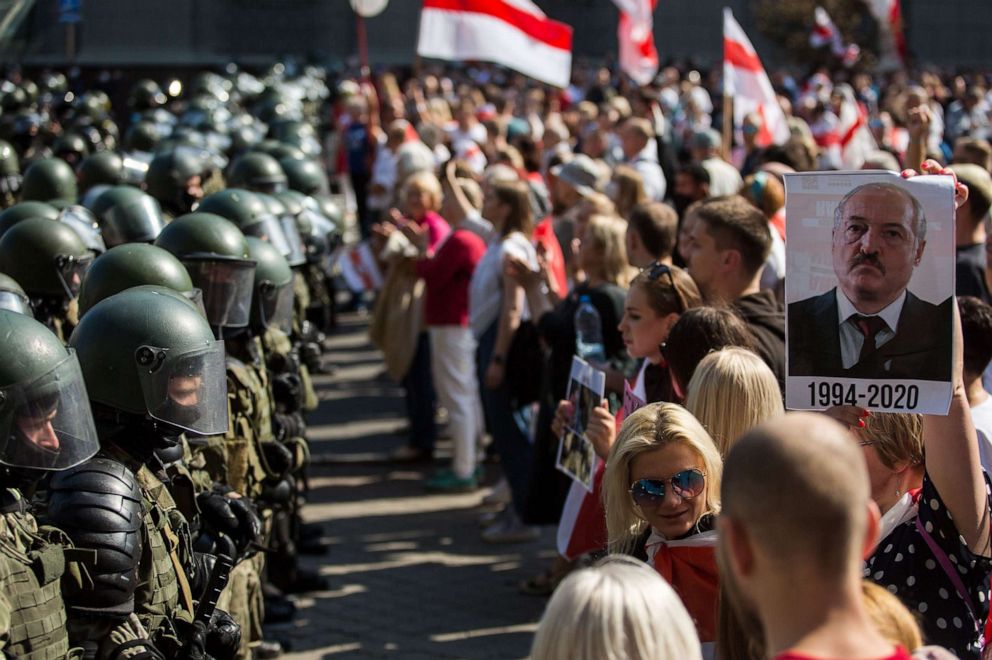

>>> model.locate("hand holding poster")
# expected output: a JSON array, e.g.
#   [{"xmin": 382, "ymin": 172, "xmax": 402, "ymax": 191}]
[
  {"xmin": 785, "ymin": 171, "xmax": 956, "ymax": 414},
  {"xmin": 556, "ymin": 356, "xmax": 606, "ymax": 491}
]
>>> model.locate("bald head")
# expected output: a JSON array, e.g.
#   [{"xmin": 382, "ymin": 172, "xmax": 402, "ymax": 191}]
[{"xmin": 722, "ymin": 413, "xmax": 870, "ymax": 575}]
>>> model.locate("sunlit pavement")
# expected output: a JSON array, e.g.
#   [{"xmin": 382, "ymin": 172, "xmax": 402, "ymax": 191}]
[{"xmin": 278, "ymin": 313, "xmax": 554, "ymax": 659}]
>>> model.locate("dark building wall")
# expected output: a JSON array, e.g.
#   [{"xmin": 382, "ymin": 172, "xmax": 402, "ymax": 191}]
[{"xmin": 13, "ymin": 0, "xmax": 992, "ymax": 71}]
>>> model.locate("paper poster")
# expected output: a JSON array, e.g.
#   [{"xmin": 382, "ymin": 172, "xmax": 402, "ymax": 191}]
[
  {"xmin": 335, "ymin": 240, "xmax": 384, "ymax": 293},
  {"xmin": 556, "ymin": 356, "xmax": 606, "ymax": 491},
  {"xmin": 784, "ymin": 171, "xmax": 955, "ymax": 414}
]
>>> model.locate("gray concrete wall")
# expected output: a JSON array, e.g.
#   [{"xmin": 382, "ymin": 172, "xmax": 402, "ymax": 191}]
[{"xmin": 12, "ymin": 0, "xmax": 992, "ymax": 71}]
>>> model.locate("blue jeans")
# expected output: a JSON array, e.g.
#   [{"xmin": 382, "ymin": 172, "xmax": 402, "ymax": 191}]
[
  {"xmin": 477, "ymin": 322, "xmax": 533, "ymax": 516},
  {"xmin": 403, "ymin": 332, "xmax": 437, "ymax": 451}
]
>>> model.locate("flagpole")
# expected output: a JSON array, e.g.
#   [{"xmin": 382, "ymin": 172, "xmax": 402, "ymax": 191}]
[{"xmin": 722, "ymin": 93, "xmax": 733, "ymax": 161}]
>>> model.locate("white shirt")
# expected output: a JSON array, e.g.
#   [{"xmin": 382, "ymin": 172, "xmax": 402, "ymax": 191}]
[
  {"xmin": 701, "ymin": 157, "xmax": 743, "ymax": 197},
  {"xmin": 836, "ymin": 289, "xmax": 906, "ymax": 369},
  {"xmin": 971, "ymin": 395, "xmax": 992, "ymax": 476},
  {"xmin": 628, "ymin": 142, "xmax": 667, "ymax": 202},
  {"xmin": 468, "ymin": 231, "xmax": 537, "ymax": 338}
]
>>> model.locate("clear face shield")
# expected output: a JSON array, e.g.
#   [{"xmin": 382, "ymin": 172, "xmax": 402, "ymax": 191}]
[
  {"xmin": 182, "ymin": 258, "xmax": 256, "ymax": 329},
  {"xmin": 0, "ymin": 351, "xmax": 100, "ymax": 471},
  {"xmin": 103, "ymin": 195, "xmax": 165, "ymax": 246},
  {"xmin": 278, "ymin": 214, "xmax": 307, "ymax": 266},
  {"xmin": 245, "ymin": 215, "xmax": 294, "ymax": 261},
  {"xmin": 58, "ymin": 206, "xmax": 106, "ymax": 255},
  {"xmin": 134, "ymin": 339, "xmax": 228, "ymax": 435},
  {"xmin": 0, "ymin": 291, "xmax": 32, "ymax": 317},
  {"xmin": 120, "ymin": 153, "xmax": 151, "ymax": 186},
  {"xmin": 256, "ymin": 280, "xmax": 294, "ymax": 333},
  {"xmin": 56, "ymin": 253, "xmax": 94, "ymax": 299}
]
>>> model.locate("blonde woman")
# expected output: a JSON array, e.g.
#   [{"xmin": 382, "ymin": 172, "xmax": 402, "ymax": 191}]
[
  {"xmin": 604, "ymin": 402, "xmax": 722, "ymax": 646},
  {"xmin": 684, "ymin": 347, "xmax": 784, "ymax": 457},
  {"xmin": 607, "ymin": 164, "xmax": 648, "ymax": 221},
  {"xmin": 530, "ymin": 555, "xmax": 702, "ymax": 660}
]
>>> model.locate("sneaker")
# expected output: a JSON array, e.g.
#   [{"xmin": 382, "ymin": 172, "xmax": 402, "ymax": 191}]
[
  {"xmin": 252, "ymin": 640, "xmax": 283, "ymax": 659},
  {"xmin": 425, "ymin": 472, "xmax": 478, "ymax": 493},
  {"xmin": 477, "ymin": 506, "xmax": 506, "ymax": 528},
  {"xmin": 481, "ymin": 478, "xmax": 512, "ymax": 507},
  {"xmin": 430, "ymin": 465, "xmax": 484, "ymax": 481},
  {"xmin": 481, "ymin": 510, "xmax": 540, "ymax": 544}
]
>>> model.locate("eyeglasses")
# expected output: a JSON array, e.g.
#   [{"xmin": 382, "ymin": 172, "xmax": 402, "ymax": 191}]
[
  {"xmin": 644, "ymin": 262, "xmax": 685, "ymax": 313},
  {"xmin": 629, "ymin": 469, "xmax": 706, "ymax": 507}
]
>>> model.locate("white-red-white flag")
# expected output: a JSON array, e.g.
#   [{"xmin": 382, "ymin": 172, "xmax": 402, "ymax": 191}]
[
  {"xmin": 723, "ymin": 9, "xmax": 790, "ymax": 147},
  {"xmin": 835, "ymin": 83, "xmax": 877, "ymax": 169},
  {"xmin": 864, "ymin": 0, "xmax": 906, "ymax": 70},
  {"xmin": 417, "ymin": 0, "xmax": 573, "ymax": 88},
  {"xmin": 612, "ymin": 0, "xmax": 659, "ymax": 87},
  {"xmin": 810, "ymin": 6, "xmax": 860, "ymax": 67}
]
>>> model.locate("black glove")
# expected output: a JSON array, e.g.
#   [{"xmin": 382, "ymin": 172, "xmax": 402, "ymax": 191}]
[
  {"xmin": 189, "ymin": 552, "xmax": 218, "ymax": 600},
  {"xmin": 260, "ymin": 440, "xmax": 293, "ymax": 477},
  {"xmin": 260, "ymin": 476, "xmax": 294, "ymax": 507},
  {"xmin": 173, "ymin": 619, "xmax": 208, "ymax": 660},
  {"xmin": 272, "ymin": 372, "xmax": 303, "ymax": 412},
  {"xmin": 205, "ymin": 609, "xmax": 241, "ymax": 660},
  {"xmin": 192, "ymin": 528, "xmax": 238, "ymax": 562},
  {"xmin": 227, "ymin": 497, "xmax": 263, "ymax": 556},
  {"xmin": 272, "ymin": 412, "xmax": 304, "ymax": 442}
]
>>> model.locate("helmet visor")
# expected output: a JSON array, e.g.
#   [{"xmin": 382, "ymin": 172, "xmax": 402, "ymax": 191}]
[
  {"xmin": 59, "ymin": 205, "xmax": 106, "ymax": 255},
  {"xmin": 0, "ymin": 291, "xmax": 31, "ymax": 316},
  {"xmin": 120, "ymin": 154, "xmax": 150, "ymax": 186},
  {"xmin": 0, "ymin": 350, "xmax": 99, "ymax": 471},
  {"xmin": 246, "ymin": 215, "xmax": 293, "ymax": 259},
  {"xmin": 184, "ymin": 287, "xmax": 207, "ymax": 318},
  {"xmin": 279, "ymin": 215, "xmax": 307, "ymax": 266},
  {"xmin": 136, "ymin": 339, "xmax": 228, "ymax": 435},
  {"xmin": 182, "ymin": 258, "xmax": 255, "ymax": 328},
  {"xmin": 258, "ymin": 281, "xmax": 294, "ymax": 333},
  {"xmin": 56, "ymin": 253, "xmax": 94, "ymax": 299}
]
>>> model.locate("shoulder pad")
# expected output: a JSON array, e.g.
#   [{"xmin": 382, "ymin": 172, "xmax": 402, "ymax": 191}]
[{"xmin": 47, "ymin": 457, "xmax": 144, "ymax": 615}]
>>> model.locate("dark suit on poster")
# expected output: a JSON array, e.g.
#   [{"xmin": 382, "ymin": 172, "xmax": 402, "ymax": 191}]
[{"xmin": 788, "ymin": 288, "xmax": 953, "ymax": 381}]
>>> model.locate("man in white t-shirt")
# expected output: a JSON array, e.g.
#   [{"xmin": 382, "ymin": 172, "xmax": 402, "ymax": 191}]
[{"xmin": 960, "ymin": 295, "xmax": 992, "ymax": 474}]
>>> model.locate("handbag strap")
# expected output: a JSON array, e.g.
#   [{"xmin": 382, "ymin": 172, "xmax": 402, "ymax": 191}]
[{"xmin": 915, "ymin": 515, "xmax": 980, "ymax": 624}]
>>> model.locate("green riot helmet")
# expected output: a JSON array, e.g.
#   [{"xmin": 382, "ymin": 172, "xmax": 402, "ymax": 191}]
[
  {"xmin": 0, "ymin": 140, "xmax": 21, "ymax": 200},
  {"xmin": 101, "ymin": 193, "xmax": 165, "ymax": 247},
  {"xmin": 0, "ymin": 218, "xmax": 92, "ymax": 300},
  {"xmin": 264, "ymin": 143, "xmax": 305, "ymax": 163},
  {"xmin": 52, "ymin": 132, "xmax": 89, "ymax": 167},
  {"xmin": 154, "ymin": 212, "xmax": 256, "ymax": 330},
  {"xmin": 269, "ymin": 119, "xmax": 320, "ymax": 157},
  {"xmin": 77, "ymin": 243, "xmax": 194, "ymax": 316},
  {"xmin": 280, "ymin": 157, "xmax": 329, "ymax": 196},
  {"xmin": 145, "ymin": 149, "xmax": 205, "ymax": 215},
  {"xmin": 91, "ymin": 185, "xmax": 143, "ymax": 224},
  {"xmin": 0, "ymin": 201, "xmax": 59, "ymax": 239},
  {"xmin": 227, "ymin": 152, "xmax": 288, "ymax": 194},
  {"xmin": 0, "ymin": 311, "xmax": 100, "ymax": 470},
  {"xmin": 245, "ymin": 237, "xmax": 294, "ymax": 333},
  {"xmin": 0, "ymin": 272, "xmax": 32, "ymax": 316},
  {"xmin": 58, "ymin": 205, "xmax": 106, "ymax": 255},
  {"xmin": 70, "ymin": 288, "xmax": 228, "ymax": 436},
  {"xmin": 128, "ymin": 79, "xmax": 166, "ymax": 112},
  {"xmin": 123, "ymin": 121, "xmax": 160, "ymax": 153},
  {"xmin": 78, "ymin": 151, "xmax": 124, "ymax": 194},
  {"xmin": 21, "ymin": 158, "xmax": 78, "ymax": 203},
  {"xmin": 196, "ymin": 189, "xmax": 297, "ymax": 263}
]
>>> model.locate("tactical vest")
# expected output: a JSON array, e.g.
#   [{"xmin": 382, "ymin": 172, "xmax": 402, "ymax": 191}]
[
  {"xmin": 225, "ymin": 357, "xmax": 269, "ymax": 498},
  {"xmin": 0, "ymin": 493, "xmax": 70, "ymax": 660},
  {"xmin": 262, "ymin": 327, "xmax": 318, "ymax": 413},
  {"xmin": 133, "ymin": 466, "xmax": 194, "ymax": 642}
]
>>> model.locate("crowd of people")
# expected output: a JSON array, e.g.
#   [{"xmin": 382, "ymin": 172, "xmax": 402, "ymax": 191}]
[
  {"xmin": 350, "ymin": 57, "xmax": 992, "ymax": 659},
  {"xmin": 0, "ymin": 42, "xmax": 989, "ymax": 660}
]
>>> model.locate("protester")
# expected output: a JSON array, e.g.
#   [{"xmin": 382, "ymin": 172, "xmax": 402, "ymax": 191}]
[
  {"xmin": 603, "ymin": 402, "xmax": 722, "ymax": 645},
  {"xmin": 665, "ymin": 306, "xmax": 759, "ymax": 400},
  {"xmin": 624, "ymin": 202, "xmax": 679, "ymax": 269},
  {"xmin": 960, "ymin": 295, "xmax": 992, "ymax": 472},
  {"xmin": 530, "ymin": 555, "xmax": 703, "ymax": 660}
]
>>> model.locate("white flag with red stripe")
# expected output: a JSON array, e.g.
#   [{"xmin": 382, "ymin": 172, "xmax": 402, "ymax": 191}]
[
  {"xmin": 864, "ymin": 0, "xmax": 906, "ymax": 69},
  {"xmin": 835, "ymin": 83, "xmax": 877, "ymax": 169},
  {"xmin": 417, "ymin": 0, "xmax": 573, "ymax": 88},
  {"xmin": 809, "ymin": 6, "xmax": 860, "ymax": 66},
  {"xmin": 723, "ymin": 8, "xmax": 790, "ymax": 148},
  {"xmin": 612, "ymin": 0, "xmax": 659, "ymax": 87}
]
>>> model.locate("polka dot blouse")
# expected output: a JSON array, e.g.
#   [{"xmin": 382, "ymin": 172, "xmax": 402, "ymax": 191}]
[{"xmin": 865, "ymin": 472, "xmax": 992, "ymax": 659}]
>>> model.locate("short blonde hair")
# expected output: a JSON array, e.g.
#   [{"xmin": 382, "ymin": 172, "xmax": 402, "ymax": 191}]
[
  {"xmin": 530, "ymin": 555, "xmax": 702, "ymax": 660},
  {"xmin": 860, "ymin": 413, "xmax": 924, "ymax": 470},
  {"xmin": 400, "ymin": 170, "xmax": 443, "ymax": 214},
  {"xmin": 684, "ymin": 348, "xmax": 783, "ymax": 457},
  {"xmin": 584, "ymin": 214, "xmax": 636, "ymax": 288},
  {"xmin": 611, "ymin": 165, "xmax": 648, "ymax": 220},
  {"xmin": 604, "ymin": 403, "xmax": 722, "ymax": 555},
  {"xmin": 862, "ymin": 580, "xmax": 923, "ymax": 651}
]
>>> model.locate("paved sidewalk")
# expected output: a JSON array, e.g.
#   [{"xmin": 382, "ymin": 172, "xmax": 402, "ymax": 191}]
[{"xmin": 278, "ymin": 314, "xmax": 555, "ymax": 659}]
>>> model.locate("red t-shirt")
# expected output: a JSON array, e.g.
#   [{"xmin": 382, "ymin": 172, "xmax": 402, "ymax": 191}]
[
  {"xmin": 773, "ymin": 647, "xmax": 912, "ymax": 660},
  {"xmin": 416, "ymin": 228, "xmax": 486, "ymax": 327}
]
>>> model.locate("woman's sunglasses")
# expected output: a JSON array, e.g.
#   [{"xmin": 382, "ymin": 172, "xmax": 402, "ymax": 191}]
[
  {"xmin": 645, "ymin": 262, "xmax": 686, "ymax": 314},
  {"xmin": 629, "ymin": 469, "xmax": 706, "ymax": 507}
]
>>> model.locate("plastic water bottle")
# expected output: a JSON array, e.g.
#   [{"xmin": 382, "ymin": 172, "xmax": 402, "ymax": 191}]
[{"xmin": 574, "ymin": 295, "xmax": 606, "ymax": 363}]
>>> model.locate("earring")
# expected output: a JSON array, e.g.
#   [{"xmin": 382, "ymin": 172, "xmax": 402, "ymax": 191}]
[{"xmin": 895, "ymin": 489, "xmax": 901, "ymax": 497}]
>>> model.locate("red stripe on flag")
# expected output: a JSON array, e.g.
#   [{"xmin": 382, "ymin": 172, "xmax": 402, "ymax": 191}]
[
  {"xmin": 723, "ymin": 37, "xmax": 763, "ymax": 73},
  {"xmin": 423, "ymin": 0, "xmax": 573, "ymax": 50}
]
